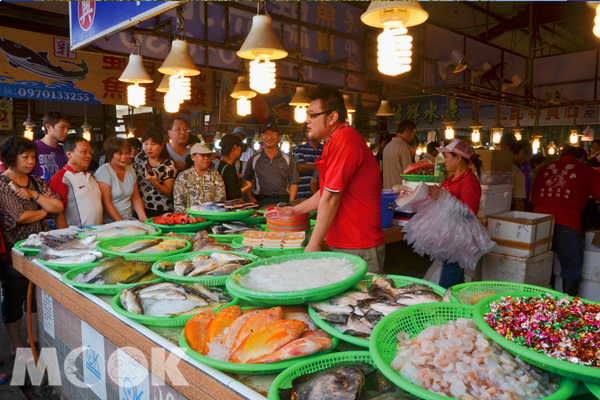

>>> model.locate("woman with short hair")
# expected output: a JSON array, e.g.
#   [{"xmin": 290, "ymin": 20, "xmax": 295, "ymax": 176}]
[
  {"xmin": 0, "ymin": 136, "xmax": 63, "ymax": 360},
  {"xmin": 95, "ymin": 137, "xmax": 147, "ymax": 223},
  {"xmin": 217, "ymin": 134, "xmax": 252, "ymax": 200}
]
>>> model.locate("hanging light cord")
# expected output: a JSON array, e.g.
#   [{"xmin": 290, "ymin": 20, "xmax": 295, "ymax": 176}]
[
  {"xmin": 129, "ymin": 31, "xmax": 142, "ymax": 55},
  {"xmin": 176, "ymin": 7, "xmax": 187, "ymax": 41}
]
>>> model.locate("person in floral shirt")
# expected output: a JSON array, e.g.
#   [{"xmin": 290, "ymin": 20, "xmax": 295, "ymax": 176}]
[{"xmin": 173, "ymin": 144, "xmax": 225, "ymax": 212}]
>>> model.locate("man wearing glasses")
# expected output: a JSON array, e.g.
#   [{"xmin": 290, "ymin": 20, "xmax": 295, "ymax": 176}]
[
  {"xmin": 265, "ymin": 86, "xmax": 385, "ymax": 273},
  {"xmin": 166, "ymin": 118, "xmax": 190, "ymax": 171},
  {"xmin": 244, "ymin": 123, "xmax": 300, "ymax": 207}
]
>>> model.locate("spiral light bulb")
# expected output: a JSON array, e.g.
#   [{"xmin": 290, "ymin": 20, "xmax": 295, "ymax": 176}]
[
  {"xmin": 294, "ymin": 105, "xmax": 307, "ymax": 123},
  {"xmin": 570, "ymin": 132, "xmax": 578, "ymax": 144},
  {"xmin": 249, "ymin": 57, "xmax": 276, "ymax": 94},
  {"xmin": 445, "ymin": 127, "xmax": 455, "ymax": 140},
  {"xmin": 169, "ymin": 72, "xmax": 191, "ymax": 104},
  {"xmin": 377, "ymin": 24, "xmax": 412, "ymax": 76},
  {"xmin": 514, "ymin": 132, "xmax": 522, "ymax": 141},
  {"xmin": 164, "ymin": 91, "xmax": 180, "ymax": 114},
  {"xmin": 237, "ymin": 97, "xmax": 252, "ymax": 116},
  {"xmin": 347, "ymin": 112, "xmax": 354, "ymax": 126},
  {"xmin": 471, "ymin": 129, "xmax": 480, "ymax": 143},
  {"xmin": 532, "ymin": 138, "xmax": 540, "ymax": 154},
  {"xmin": 126, "ymin": 83, "xmax": 146, "ymax": 108},
  {"xmin": 83, "ymin": 131, "xmax": 91, "ymax": 141},
  {"xmin": 595, "ymin": 7, "xmax": 600, "ymax": 38},
  {"xmin": 24, "ymin": 128, "xmax": 33, "ymax": 141},
  {"xmin": 281, "ymin": 141, "xmax": 290, "ymax": 154}
]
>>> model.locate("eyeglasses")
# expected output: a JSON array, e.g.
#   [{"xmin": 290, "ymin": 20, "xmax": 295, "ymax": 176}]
[
  {"xmin": 172, "ymin": 128, "xmax": 189, "ymax": 133},
  {"xmin": 261, "ymin": 132, "xmax": 279, "ymax": 137},
  {"xmin": 307, "ymin": 110, "xmax": 337, "ymax": 120}
]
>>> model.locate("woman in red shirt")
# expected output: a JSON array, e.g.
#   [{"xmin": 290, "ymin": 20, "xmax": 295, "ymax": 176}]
[{"xmin": 429, "ymin": 139, "xmax": 482, "ymax": 288}]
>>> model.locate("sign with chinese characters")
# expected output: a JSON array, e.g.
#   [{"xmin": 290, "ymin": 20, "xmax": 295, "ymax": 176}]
[
  {"xmin": 41, "ymin": 290, "xmax": 55, "ymax": 339},
  {"xmin": 0, "ymin": 99, "xmax": 11, "ymax": 130},
  {"xmin": 0, "ymin": 27, "xmax": 213, "ymax": 110},
  {"xmin": 387, "ymin": 96, "xmax": 600, "ymax": 131},
  {"xmin": 82, "ymin": 321, "xmax": 107, "ymax": 400},
  {"xmin": 69, "ymin": 1, "xmax": 181, "ymax": 51}
]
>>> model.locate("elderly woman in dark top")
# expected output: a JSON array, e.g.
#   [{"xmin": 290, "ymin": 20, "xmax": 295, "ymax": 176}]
[{"xmin": 0, "ymin": 136, "xmax": 63, "ymax": 359}]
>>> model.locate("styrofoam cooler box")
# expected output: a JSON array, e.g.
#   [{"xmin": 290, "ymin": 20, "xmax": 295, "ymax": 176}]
[
  {"xmin": 477, "ymin": 184, "xmax": 513, "ymax": 218},
  {"xmin": 487, "ymin": 211, "xmax": 555, "ymax": 258},
  {"xmin": 481, "ymin": 250, "xmax": 554, "ymax": 287},
  {"xmin": 585, "ymin": 230, "xmax": 600, "ymax": 253},
  {"xmin": 554, "ymin": 250, "xmax": 600, "ymax": 282},
  {"xmin": 478, "ymin": 217, "xmax": 488, "ymax": 229}
]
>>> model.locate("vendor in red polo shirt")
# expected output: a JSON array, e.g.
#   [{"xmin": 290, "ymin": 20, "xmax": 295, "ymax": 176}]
[
  {"xmin": 532, "ymin": 146, "xmax": 600, "ymax": 297},
  {"xmin": 429, "ymin": 139, "xmax": 483, "ymax": 288},
  {"xmin": 265, "ymin": 86, "xmax": 385, "ymax": 273}
]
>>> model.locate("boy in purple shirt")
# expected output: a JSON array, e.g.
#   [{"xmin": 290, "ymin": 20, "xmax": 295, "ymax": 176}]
[{"xmin": 30, "ymin": 111, "xmax": 70, "ymax": 183}]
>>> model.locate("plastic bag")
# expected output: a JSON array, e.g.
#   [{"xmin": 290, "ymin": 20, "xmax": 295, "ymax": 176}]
[
  {"xmin": 403, "ymin": 159, "xmax": 433, "ymax": 174},
  {"xmin": 402, "ymin": 189, "xmax": 496, "ymax": 270},
  {"xmin": 395, "ymin": 182, "xmax": 435, "ymax": 212}
]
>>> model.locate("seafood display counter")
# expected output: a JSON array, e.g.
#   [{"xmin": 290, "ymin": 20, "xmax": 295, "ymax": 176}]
[{"xmin": 11, "ymin": 249, "xmax": 279, "ymax": 400}]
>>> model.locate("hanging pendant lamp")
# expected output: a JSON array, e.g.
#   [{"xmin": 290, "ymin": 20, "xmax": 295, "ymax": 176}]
[
  {"xmin": 513, "ymin": 107, "xmax": 523, "ymax": 141},
  {"xmin": 119, "ymin": 53, "xmax": 153, "ymax": 108},
  {"xmin": 343, "ymin": 94, "xmax": 356, "ymax": 125},
  {"xmin": 376, "ymin": 100, "xmax": 394, "ymax": 116},
  {"xmin": 230, "ymin": 76, "xmax": 257, "ymax": 117},
  {"xmin": 159, "ymin": 40, "xmax": 200, "ymax": 104},
  {"xmin": 23, "ymin": 98, "xmax": 35, "ymax": 140},
  {"xmin": 82, "ymin": 104, "xmax": 92, "ymax": 141},
  {"xmin": 289, "ymin": 86, "xmax": 310, "ymax": 123},
  {"xmin": 237, "ymin": 14, "xmax": 288, "ymax": 94},
  {"xmin": 157, "ymin": 74, "xmax": 170, "ymax": 93}
]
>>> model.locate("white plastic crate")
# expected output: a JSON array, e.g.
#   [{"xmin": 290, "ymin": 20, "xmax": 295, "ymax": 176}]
[
  {"xmin": 487, "ymin": 211, "xmax": 555, "ymax": 258},
  {"xmin": 477, "ymin": 183, "xmax": 513, "ymax": 218},
  {"xmin": 481, "ymin": 250, "xmax": 554, "ymax": 287}
]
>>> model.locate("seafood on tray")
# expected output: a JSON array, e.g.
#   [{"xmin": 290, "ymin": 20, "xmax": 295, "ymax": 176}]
[
  {"xmin": 80, "ymin": 220, "xmax": 159, "ymax": 239},
  {"xmin": 391, "ymin": 318, "xmax": 560, "ymax": 400},
  {"xmin": 403, "ymin": 159, "xmax": 434, "ymax": 176},
  {"xmin": 151, "ymin": 213, "xmax": 206, "ymax": 226},
  {"xmin": 156, "ymin": 252, "xmax": 252, "ymax": 277},
  {"xmin": 189, "ymin": 200, "xmax": 258, "ymax": 213},
  {"xmin": 72, "ymin": 257, "xmax": 158, "ymax": 285},
  {"xmin": 279, "ymin": 361, "xmax": 418, "ymax": 400},
  {"xmin": 190, "ymin": 231, "xmax": 251, "ymax": 253},
  {"xmin": 210, "ymin": 221, "xmax": 262, "ymax": 235},
  {"xmin": 119, "ymin": 281, "xmax": 232, "ymax": 317},
  {"xmin": 20, "ymin": 232, "xmax": 80, "ymax": 249},
  {"xmin": 184, "ymin": 305, "xmax": 333, "ymax": 364},
  {"xmin": 309, "ymin": 276, "xmax": 451, "ymax": 338},
  {"xmin": 39, "ymin": 235, "xmax": 102, "ymax": 264},
  {"xmin": 107, "ymin": 238, "xmax": 187, "ymax": 254}
]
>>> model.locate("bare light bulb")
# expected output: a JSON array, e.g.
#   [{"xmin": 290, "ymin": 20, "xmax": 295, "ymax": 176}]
[
  {"xmin": 416, "ymin": 146, "xmax": 423, "ymax": 156},
  {"xmin": 377, "ymin": 24, "xmax": 412, "ymax": 76},
  {"xmin": 445, "ymin": 127, "xmax": 454, "ymax": 140},
  {"xmin": 514, "ymin": 132, "xmax": 522, "ymax": 141},
  {"xmin": 281, "ymin": 141, "xmax": 290, "ymax": 153},
  {"xmin": 83, "ymin": 131, "xmax": 91, "ymax": 141},
  {"xmin": 294, "ymin": 106, "xmax": 307, "ymax": 123},
  {"xmin": 164, "ymin": 91, "xmax": 180, "ymax": 113},
  {"xmin": 249, "ymin": 57, "xmax": 276, "ymax": 94},
  {"xmin": 237, "ymin": 97, "xmax": 251, "ymax": 116},
  {"xmin": 595, "ymin": 8, "xmax": 600, "ymax": 38},
  {"xmin": 24, "ymin": 129, "xmax": 34, "ymax": 141},
  {"xmin": 169, "ymin": 72, "xmax": 191, "ymax": 104},
  {"xmin": 532, "ymin": 138, "xmax": 540, "ymax": 154},
  {"xmin": 127, "ymin": 83, "xmax": 146, "ymax": 108},
  {"xmin": 253, "ymin": 142, "xmax": 260, "ymax": 151},
  {"xmin": 471, "ymin": 129, "xmax": 480, "ymax": 143},
  {"xmin": 492, "ymin": 131, "xmax": 502, "ymax": 144},
  {"xmin": 347, "ymin": 112, "xmax": 354, "ymax": 126},
  {"xmin": 570, "ymin": 132, "xmax": 578, "ymax": 144}
]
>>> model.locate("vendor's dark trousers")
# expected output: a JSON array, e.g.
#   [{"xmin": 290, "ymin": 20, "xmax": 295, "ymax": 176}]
[
  {"xmin": 0, "ymin": 253, "xmax": 37, "ymax": 324},
  {"xmin": 439, "ymin": 261, "xmax": 465, "ymax": 289},
  {"xmin": 553, "ymin": 224, "xmax": 583, "ymax": 296},
  {"xmin": 257, "ymin": 195, "xmax": 289, "ymax": 208}
]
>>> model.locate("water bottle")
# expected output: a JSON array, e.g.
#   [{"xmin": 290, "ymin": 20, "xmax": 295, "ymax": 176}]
[{"xmin": 434, "ymin": 153, "xmax": 446, "ymax": 183}]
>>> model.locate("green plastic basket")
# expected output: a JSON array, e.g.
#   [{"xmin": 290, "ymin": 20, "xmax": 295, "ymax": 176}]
[
  {"xmin": 13, "ymin": 239, "xmax": 41, "ymax": 255},
  {"xmin": 452, "ymin": 281, "xmax": 564, "ymax": 305},
  {"xmin": 208, "ymin": 223, "xmax": 264, "ymax": 243},
  {"xmin": 110, "ymin": 287, "xmax": 239, "ymax": 327},
  {"xmin": 62, "ymin": 263, "xmax": 163, "ymax": 295},
  {"xmin": 37, "ymin": 258, "xmax": 101, "ymax": 272},
  {"xmin": 231, "ymin": 237, "xmax": 305, "ymax": 257},
  {"xmin": 95, "ymin": 236, "xmax": 191, "ymax": 261},
  {"xmin": 225, "ymin": 252, "xmax": 368, "ymax": 306},
  {"xmin": 151, "ymin": 251, "xmax": 260, "ymax": 286},
  {"xmin": 308, "ymin": 275, "xmax": 460, "ymax": 347},
  {"xmin": 401, "ymin": 174, "xmax": 435, "ymax": 182},
  {"xmin": 268, "ymin": 351, "xmax": 374, "ymax": 400},
  {"xmin": 474, "ymin": 292, "xmax": 600, "ymax": 384},
  {"xmin": 186, "ymin": 208, "xmax": 254, "ymax": 222},
  {"xmin": 78, "ymin": 226, "xmax": 162, "ymax": 241},
  {"xmin": 144, "ymin": 218, "xmax": 214, "ymax": 234},
  {"xmin": 370, "ymin": 302, "xmax": 578, "ymax": 400},
  {"xmin": 239, "ymin": 216, "xmax": 266, "ymax": 225},
  {"xmin": 178, "ymin": 306, "xmax": 339, "ymax": 375},
  {"xmin": 586, "ymin": 383, "xmax": 600, "ymax": 399}
]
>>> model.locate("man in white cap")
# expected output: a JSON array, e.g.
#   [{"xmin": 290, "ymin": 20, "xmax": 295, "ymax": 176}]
[{"xmin": 173, "ymin": 143, "xmax": 226, "ymax": 212}]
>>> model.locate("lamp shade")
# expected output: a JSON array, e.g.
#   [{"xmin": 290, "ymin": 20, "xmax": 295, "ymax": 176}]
[
  {"xmin": 214, "ymin": 131, "xmax": 223, "ymax": 141},
  {"xmin": 376, "ymin": 100, "xmax": 394, "ymax": 116},
  {"xmin": 158, "ymin": 40, "xmax": 200, "ymax": 76},
  {"xmin": 289, "ymin": 86, "xmax": 310, "ymax": 106},
  {"xmin": 119, "ymin": 54, "xmax": 153, "ymax": 83},
  {"xmin": 360, "ymin": 1, "xmax": 428, "ymax": 28},
  {"xmin": 81, "ymin": 120, "xmax": 92, "ymax": 132},
  {"xmin": 237, "ymin": 15, "xmax": 288, "ymax": 60},
  {"xmin": 343, "ymin": 94, "xmax": 356, "ymax": 112},
  {"xmin": 230, "ymin": 76, "xmax": 257, "ymax": 99},
  {"xmin": 157, "ymin": 74, "xmax": 170, "ymax": 93}
]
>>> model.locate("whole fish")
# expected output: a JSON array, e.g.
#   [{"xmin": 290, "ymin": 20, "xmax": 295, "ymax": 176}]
[
  {"xmin": 346, "ymin": 314, "xmax": 373, "ymax": 337},
  {"xmin": 136, "ymin": 270, "xmax": 159, "ymax": 283},
  {"xmin": 120, "ymin": 289, "xmax": 143, "ymax": 314},
  {"xmin": 83, "ymin": 226, "xmax": 154, "ymax": 239},
  {"xmin": 308, "ymin": 301, "xmax": 354, "ymax": 315},
  {"xmin": 109, "ymin": 239, "xmax": 162, "ymax": 253},
  {"xmin": 191, "ymin": 284, "xmax": 232, "ymax": 303},
  {"xmin": 210, "ymin": 252, "xmax": 246, "ymax": 262},
  {"xmin": 356, "ymin": 299, "xmax": 406, "ymax": 316},
  {"xmin": 168, "ymin": 302, "xmax": 227, "ymax": 317},
  {"xmin": 250, "ymin": 337, "xmax": 332, "ymax": 364},
  {"xmin": 279, "ymin": 366, "xmax": 365, "ymax": 400},
  {"xmin": 203, "ymin": 262, "xmax": 243, "ymax": 276},
  {"xmin": 156, "ymin": 261, "xmax": 175, "ymax": 272},
  {"xmin": 137, "ymin": 289, "xmax": 187, "ymax": 301},
  {"xmin": 394, "ymin": 290, "xmax": 442, "ymax": 305},
  {"xmin": 174, "ymin": 260, "xmax": 195, "ymax": 276},
  {"xmin": 40, "ymin": 245, "xmax": 103, "ymax": 259},
  {"xmin": 41, "ymin": 253, "xmax": 97, "ymax": 265},
  {"xmin": 54, "ymin": 234, "xmax": 97, "ymax": 251},
  {"xmin": 187, "ymin": 259, "xmax": 221, "ymax": 277},
  {"xmin": 78, "ymin": 260, "xmax": 152, "ymax": 285}
]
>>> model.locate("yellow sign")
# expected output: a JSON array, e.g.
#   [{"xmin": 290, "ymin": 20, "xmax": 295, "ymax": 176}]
[
  {"xmin": 0, "ymin": 27, "xmax": 213, "ymax": 111},
  {"xmin": 0, "ymin": 99, "xmax": 11, "ymax": 130}
]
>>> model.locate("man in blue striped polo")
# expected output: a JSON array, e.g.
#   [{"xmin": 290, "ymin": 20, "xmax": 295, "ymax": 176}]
[{"xmin": 294, "ymin": 136, "xmax": 323, "ymax": 200}]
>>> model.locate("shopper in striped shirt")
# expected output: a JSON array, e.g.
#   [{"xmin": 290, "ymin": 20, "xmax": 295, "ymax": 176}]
[{"xmin": 294, "ymin": 138, "xmax": 323, "ymax": 200}]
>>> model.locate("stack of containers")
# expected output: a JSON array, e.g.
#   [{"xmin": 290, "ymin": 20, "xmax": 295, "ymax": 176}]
[
  {"xmin": 553, "ymin": 230, "xmax": 600, "ymax": 301},
  {"xmin": 266, "ymin": 209, "xmax": 310, "ymax": 232},
  {"xmin": 482, "ymin": 211, "xmax": 555, "ymax": 287}
]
